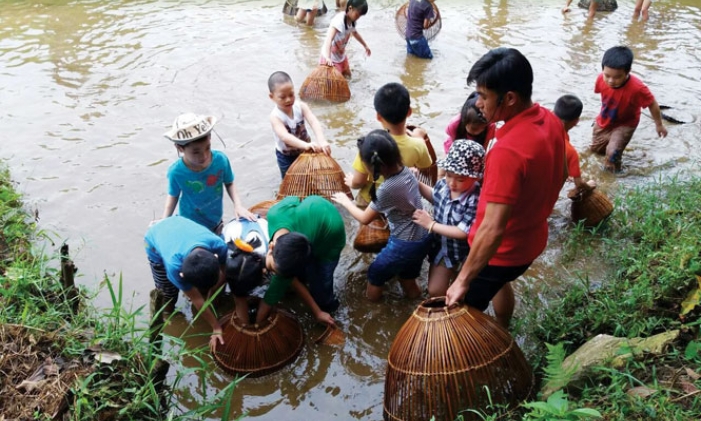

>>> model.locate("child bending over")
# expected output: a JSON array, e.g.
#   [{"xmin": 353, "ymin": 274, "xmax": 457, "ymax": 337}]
[
  {"xmin": 333, "ymin": 130, "xmax": 430, "ymax": 301},
  {"xmin": 554, "ymin": 94, "xmax": 596, "ymax": 192},
  {"xmin": 320, "ymin": 0, "xmax": 370, "ymax": 78},
  {"xmin": 590, "ymin": 46, "xmax": 667, "ymax": 173}
]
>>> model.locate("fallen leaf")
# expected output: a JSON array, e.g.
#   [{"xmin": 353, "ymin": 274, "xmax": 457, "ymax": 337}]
[
  {"xmin": 680, "ymin": 381, "xmax": 699, "ymax": 394},
  {"xmin": 680, "ymin": 275, "xmax": 701, "ymax": 317},
  {"xmin": 685, "ymin": 367, "xmax": 701, "ymax": 381},
  {"xmin": 627, "ymin": 386, "xmax": 657, "ymax": 398}
]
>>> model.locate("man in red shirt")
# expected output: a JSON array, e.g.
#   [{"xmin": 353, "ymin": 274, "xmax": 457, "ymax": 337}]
[{"xmin": 445, "ymin": 47, "xmax": 567, "ymax": 328}]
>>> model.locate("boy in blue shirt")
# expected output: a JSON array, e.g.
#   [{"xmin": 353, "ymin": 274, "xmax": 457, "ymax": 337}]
[
  {"xmin": 405, "ymin": 0, "xmax": 435, "ymax": 59},
  {"xmin": 162, "ymin": 113, "xmax": 255, "ymax": 233},
  {"xmin": 145, "ymin": 215, "xmax": 229, "ymax": 350}
]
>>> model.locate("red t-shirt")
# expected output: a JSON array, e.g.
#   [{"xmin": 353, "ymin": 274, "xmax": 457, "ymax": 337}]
[
  {"xmin": 468, "ymin": 104, "xmax": 566, "ymax": 266},
  {"xmin": 564, "ymin": 132, "xmax": 581, "ymax": 179},
  {"xmin": 595, "ymin": 73, "xmax": 655, "ymax": 129}
]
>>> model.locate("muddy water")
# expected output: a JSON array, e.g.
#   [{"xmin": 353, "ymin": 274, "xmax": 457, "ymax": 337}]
[{"xmin": 1, "ymin": 0, "xmax": 700, "ymax": 419}]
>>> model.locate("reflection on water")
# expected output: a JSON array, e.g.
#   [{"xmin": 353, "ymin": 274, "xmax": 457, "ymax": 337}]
[{"xmin": 2, "ymin": 0, "xmax": 701, "ymax": 419}]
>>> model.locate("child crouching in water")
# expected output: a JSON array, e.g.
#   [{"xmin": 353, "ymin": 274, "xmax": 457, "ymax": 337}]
[
  {"xmin": 412, "ymin": 139, "xmax": 485, "ymax": 297},
  {"xmin": 333, "ymin": 129, "xmax": 430, "ymax": 301}
]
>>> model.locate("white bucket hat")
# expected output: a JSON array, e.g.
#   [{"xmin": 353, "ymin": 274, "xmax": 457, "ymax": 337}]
[{"xmin": 164, "ymin": 113, "xmax": 217, "ymax": 146}]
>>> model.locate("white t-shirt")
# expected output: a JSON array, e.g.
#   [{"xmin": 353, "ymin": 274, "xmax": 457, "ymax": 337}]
[
  {"xmin": 328, "ymin": 12, "xmax": 356, "ymax": 63},
  {"xmin": 270, "ymin": 102, "xmax": 311, "ymax": 153}
]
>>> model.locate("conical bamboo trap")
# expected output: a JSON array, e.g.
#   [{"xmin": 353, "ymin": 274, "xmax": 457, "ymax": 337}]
[
  {"xmin": 568, "ymin": 188, "xmax": 614, "ymax": 228},
  {"xmin": 248, "ymin": 199, "xmax": 280, "ymax": 219},
  {"xmin": 212, "ymin": 303, "xmax": 304, "ymax": 378},
  {"xmin": 299, "ymin": 65, "xmax": 351, "ymax": 103},
  {"xmin": 353, "ymin": 214, "xmax": 390, "ymax": 253},
  {"xmin": 578, "ymin": 0, "xmax": 618, "ymax": 12},
  {"xmin": 395, "ymin": 1, "xmax": 442, "ymax": 42},
  {"xmin": 407, "ymin": 124, "xmax": 438, "ymax": 187},
  {"xmin": 384, "ymin": 297, "xmax": 534, "ymax": 421},
  {"xmin": 282, "ymin": 0, "xmax": 328, "ymax": 17},
  {"xmin": 277, "ymin": 152, "xmax": 353, "ymax": 201}
]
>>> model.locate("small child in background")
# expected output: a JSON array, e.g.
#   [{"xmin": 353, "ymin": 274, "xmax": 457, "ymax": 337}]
[
  {"xmin": 553, "ymin": 94, "xmax": 596, "ymax": 192},
  {"xmin": 443, "ymin": 92, "xmax": 496, "ymax": 154},
  {"xmin": 591, "ymin": 46, "xmax": 667, "ymax": 173},
  {"xmin": 268, "ymin": 71, "xmax": 330, "ymax": 179},
  {"xmin": 405, "ymin": 0, "xmax": 435, "ymax": 59},
  {"xmin": 295, "ymin": 0, "xmax": 325, "ymax": 26},
  {"xmin": 333, "ymin": 130, "xmax": 430, "ymax": 302},
  {"xmin": 320, "ymin": 0, "xmax": 371, "ymax": 78},
  {"xmin": 162, "ymin": 113, "xmax": 255, "ymax": 233},
  {"xmin": 412, "ymin": 139, "xmax": 484, "ymax": 297},
  {"xmin": 346, "ymin": 82, "xmax": 433, "ymax": 207}
]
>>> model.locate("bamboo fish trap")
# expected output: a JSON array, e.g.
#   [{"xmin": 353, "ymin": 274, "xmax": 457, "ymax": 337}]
[
  {"xmin": 353, "ymin": 215, "xmax": 390, "ymax": 253},
  {"xmin": 578, "ymin": 0, "xmax": 618, "ymax": 11},
  {"xmin": 384, "ymin": 298, "xmax": 534, "ymax": 421},
  {"xmin": 395, "ymin": 1, "xmax": 442, "ymax": 42},
  {"xmin": 282, "ymin": 0, "xmax": 329, "ymax": 17},
  {"xmin": 407, "ymin": 124, "xmax": 438, "ymax": 187},
  {"xmin": 212, "ymin": 304, "xmax": 304, "ymax": 378},
  {"xmin": 248, "ymin": 199, "xmax": 280, "ymax": 219},
  {"xmin": 299, "ymin": 65, "xmax": 351, "ymax": 103},
  {"xmin": 568, "ymin": 188, "xmax": 614, "ymax": 228},
  {"xmin": 276, "ymin": 152, "xmax": 353, "ymax": 201}
]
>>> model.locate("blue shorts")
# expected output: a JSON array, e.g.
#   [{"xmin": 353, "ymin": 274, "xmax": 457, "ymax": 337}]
[
  {"xmin": 276, "ymin": 149, "xmax": 301, "ymax": 179},
  {"xmin": 368, "ymin": 235, "xmax": 430, "ymax": 287},
  {"xmin": 300, "ymin": 258, "xmax": 340, "ymax": 313},
  {"xmin": 406, "ymin": 37, "xmax": 433, "ymax": 59}
]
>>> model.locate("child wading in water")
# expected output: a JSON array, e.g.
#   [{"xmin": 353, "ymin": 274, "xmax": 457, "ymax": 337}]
[
  {"xmin": 412, "ymin": 139, "xmax": 485, "ymax": 298},
  {"xmin": 553, "ymin": 94, "xmax": 596, "ymax": 193},
  {"xmin": 444, "ymin": 92, "xmax": 496, "ymax": 154},
  {"xmin": 162, "ymin": 113, "xmax": 255, "ymax": 233},
  {"xmin": 320, "ymin": 0, "xmax": 371, "ymax": 78},
  {"xmin": 268, "ymin": 71, "xmax": 330, "ymax": 179},
  {"xmin": 333, "ymin": 130, "xmax": 430, "ymax": 301}
]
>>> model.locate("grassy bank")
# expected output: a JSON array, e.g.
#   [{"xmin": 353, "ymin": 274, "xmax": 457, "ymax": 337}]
[
  {"xmin": 509, "ymin": 175, "xmax": 701, "ymax": 420},
  {"xmin": 0, "ymin": 162, "xmax": 239, "ymax": 420}
]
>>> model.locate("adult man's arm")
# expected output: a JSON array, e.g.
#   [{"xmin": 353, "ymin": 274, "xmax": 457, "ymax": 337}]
[{"xmin": 445, "ymin": 202, "xmax": 512, "ymax": 306}]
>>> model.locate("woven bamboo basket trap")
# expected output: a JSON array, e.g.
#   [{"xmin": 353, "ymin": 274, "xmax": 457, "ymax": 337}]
[
  {"xmin": 384, "ymin": 298, "xmax": 534, "ymax": 421},
  {"xmin": 568, "ymin": 188, "xmax": 614, "ymax": 228},
  {"xmin": 277, "ymin": 152, "xmax": 353, "ymax": 201},
  {"xmin": 353, "ymin": 215, "xmax": 390, "ymax": 253},
  {"xmin": 248, "ymin": 199, "xmax": 280, "ymax": 219},
  {"xmin": 282, "ymin": 0, "xmax": 328, "ymax": 17},
  {"xmin": 299, "ymin": 65, "xmax": 351, "ymax": 103},
  {"xmin": 407, "ymin": 124, "xmax": 438, "ymax": 187},
  {"xmin": 578, "ymin": 0, "xmax": 618, "ymax": 12},
  {"xmin": 212, "ymin": 302, "xmax": 304, "ymax": 378},
  {"xmin": 395, "ymin": 1, "xmax": 442, "ymax": 42}
]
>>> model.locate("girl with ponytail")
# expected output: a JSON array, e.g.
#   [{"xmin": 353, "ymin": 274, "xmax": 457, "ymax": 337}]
[{"xmin": 333, "ymin": 129, "xmax": 430, "ymax": 301}]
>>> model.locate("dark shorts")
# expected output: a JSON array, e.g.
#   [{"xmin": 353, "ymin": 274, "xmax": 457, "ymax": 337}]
[
  {"xmin": 368, "ymin": 235, "xmax": 430, "ymax": 287},
  {"xmin": 276, "ymin": 149, "xmax": 301, "ymax": 179},
  {"xmin": 464, "ymin": 262, "xmax": 531, "ymax": 311},
  {"xmin": 300, "ymin": 258, "xmax": 339, "ymax": 312},
  {"xmin": 406, "ymin": 37, "xmax": 433, "ymax": 59}
]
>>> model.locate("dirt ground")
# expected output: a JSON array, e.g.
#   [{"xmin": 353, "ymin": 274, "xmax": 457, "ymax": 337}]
[{"xmin": 0, "ymin": 324, "xmax": 94, "ymax": 420}]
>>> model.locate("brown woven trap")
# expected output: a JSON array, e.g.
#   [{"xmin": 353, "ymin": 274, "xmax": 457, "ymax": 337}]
[
  {"xmin": 212, "ymin": 304, "xmax": 304, "ymax": 378},
  {"xmin": 395, "ymin": 1, "xmax": 442, "ymax": 42},
  {"xmin": 277, "ymin": 152, "xmax": 353, "ymax": 201},
  {"xmin": 568, "ymin": 188, "xmax": 614, "ymax": 228},
  {"xmin": 353, "ymin": 215, "xmax": 390, "ymax": 253},
  {"xmin": 407, "ymin": 124, "xmax": 438, "ymax": 187},
  {"xmin": 248, "ymin": 199, "xmax": 280, "ymax": 218},
  {"xmin": 299, "ymin": 65, "xmax": 351, "ymax": 103},
  {"xmin": 578, "ymin": 0, "xmax": 618, "ymax": 12},
  {"xmin": 282, "ymin": 0, "xmax": 329, "ymax": 17},
  {"xmin": 384, "ymin": 297, "xmax": 534, "ymax": 421}
]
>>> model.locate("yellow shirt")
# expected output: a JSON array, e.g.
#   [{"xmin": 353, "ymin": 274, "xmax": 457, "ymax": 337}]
[{"xmin": 352, "ymin": 133, "xmax": 433, "ymax": 204}]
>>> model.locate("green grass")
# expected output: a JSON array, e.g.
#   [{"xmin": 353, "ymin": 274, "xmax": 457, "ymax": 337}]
[{"xmin": 0, "ymin": 162, "xmax": 242, "ymax": 421}]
